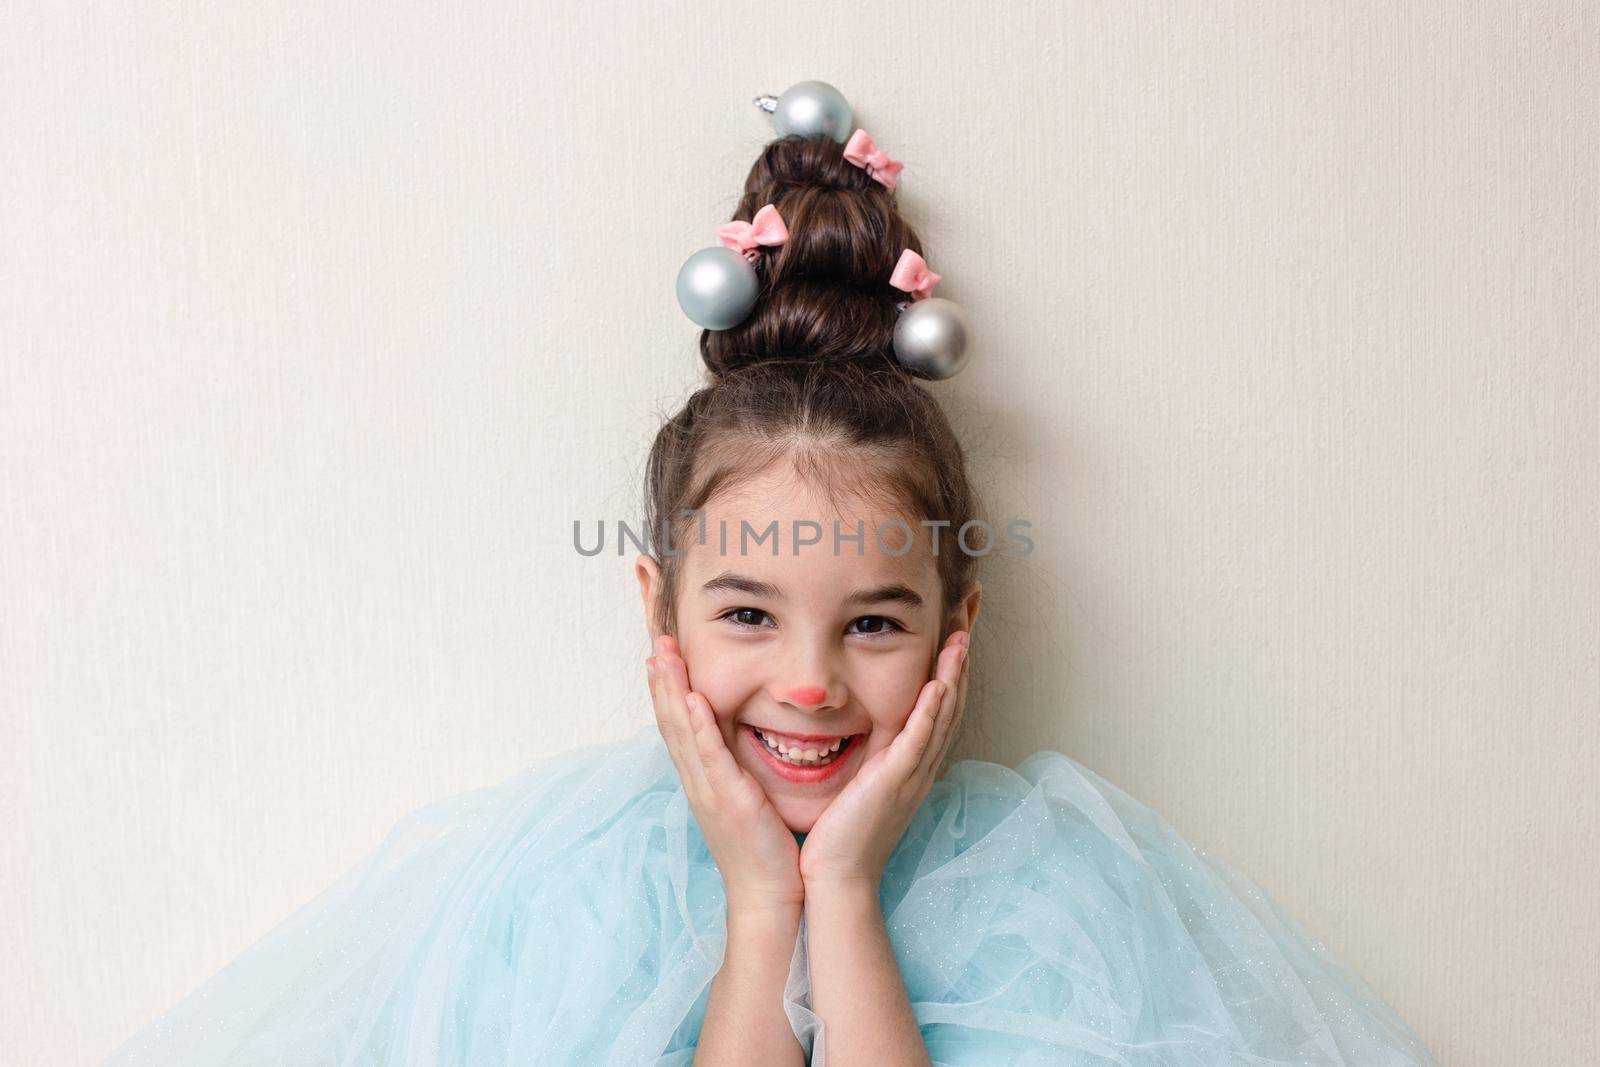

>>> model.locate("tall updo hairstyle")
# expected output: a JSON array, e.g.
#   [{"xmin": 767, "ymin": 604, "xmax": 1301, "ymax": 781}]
[{"xmin": 644, "ymin": 133, "xmax": 985, "ymax": 642}]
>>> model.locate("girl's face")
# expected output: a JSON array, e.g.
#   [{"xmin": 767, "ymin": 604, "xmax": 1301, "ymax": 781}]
[{"xmin": 636, "ymin": 464, "xmax": 981, "ymax": 833}]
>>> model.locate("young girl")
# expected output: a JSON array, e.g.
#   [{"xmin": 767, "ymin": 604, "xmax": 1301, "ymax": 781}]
[{"xmin": 104, "ymin": 119, "xmax": 1438, "ymax": 1066}]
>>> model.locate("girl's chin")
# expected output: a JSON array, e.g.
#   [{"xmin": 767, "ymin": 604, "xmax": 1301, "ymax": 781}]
[
  {"xmin": 772, "ymin": 792, "xmax": 835, "ymax": 834},
  {"xmin": 737, "ymin": 760, "xmax": 833, "ymax": 835}
]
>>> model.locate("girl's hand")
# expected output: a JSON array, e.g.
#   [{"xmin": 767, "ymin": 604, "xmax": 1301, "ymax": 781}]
[
  {"xmin": 798, "ymin": 630, "xmax": 971, "ymax": 895},
  {"xmin": 648, "ymin": 634, "xmax": 806, "ymax": 913}
]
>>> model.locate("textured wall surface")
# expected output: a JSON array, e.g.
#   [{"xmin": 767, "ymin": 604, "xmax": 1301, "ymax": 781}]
[{"xmin": 3, "ymin": 3, "xmax": 1595, "ymax": 1064}]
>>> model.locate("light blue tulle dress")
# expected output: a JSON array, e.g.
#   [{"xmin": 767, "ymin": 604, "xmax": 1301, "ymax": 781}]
[{"xmin": 103, "ymin": 723, "xmax": 1437, "ymax": 1066}]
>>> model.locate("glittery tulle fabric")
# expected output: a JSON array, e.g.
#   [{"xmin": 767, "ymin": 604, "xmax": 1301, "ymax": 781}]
[{"xmin": 103, "ymin": 724, "xmax": 1437, "ymax": 1066}]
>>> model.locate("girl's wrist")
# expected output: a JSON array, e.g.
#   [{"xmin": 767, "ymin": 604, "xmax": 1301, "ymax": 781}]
[
  {"xmin": 726, "ymin": 893, "xmax": 805, "ymax": 931},
  {"xmin": 801, "ymin": 875, "xmax": 882, "ymax": 913},
  {"xmin": 724, "ymin": 898, "xmax": 803, "ymax": 970}
]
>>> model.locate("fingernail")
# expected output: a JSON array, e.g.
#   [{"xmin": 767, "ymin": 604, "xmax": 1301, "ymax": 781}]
[{"xmin": 647, "ymin": 657, "xmax": 658, "ymax": 677}]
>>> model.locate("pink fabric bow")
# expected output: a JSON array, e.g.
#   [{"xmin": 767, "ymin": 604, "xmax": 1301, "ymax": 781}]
[
  {"xmin": 716, "ymin": 203, "xmax": 788, "ymax": 260},
  {"xmin": 843, "ymin": 128, "xmax": 904, "ymax": 189},
  {"xmin": 889, "ymin": 248, "xmax": 941, "ymax": 301}
]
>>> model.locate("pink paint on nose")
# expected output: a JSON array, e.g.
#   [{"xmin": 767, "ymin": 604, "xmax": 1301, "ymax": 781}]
[{"xmin": 787, "ymin": 686, "xmax": 828, "ymax": 707}]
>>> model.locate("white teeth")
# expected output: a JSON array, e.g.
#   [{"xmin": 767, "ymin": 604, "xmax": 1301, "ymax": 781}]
[{"xmin": 755, "ymin": 729, "xmax": 850, "ymax": 766}]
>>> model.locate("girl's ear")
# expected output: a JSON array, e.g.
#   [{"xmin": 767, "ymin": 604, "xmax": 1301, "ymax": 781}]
[
  {"xmin": 948, "ymin": 580, "xmax": 983, "ymax": 637},
  {"xmin": 634, "ymin": 554, "xmax": 663, "ymax": 641}
]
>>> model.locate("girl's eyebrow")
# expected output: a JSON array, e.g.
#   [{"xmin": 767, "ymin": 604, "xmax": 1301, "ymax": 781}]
[
  {"xmin": 701, "ymin": 572, "xmax": 782, "ymax": 598},
  {"xmin": 849, "ymin": 582, "xmax": 925, "ymax": 609},
  {"xmin": 701, "ymin": 571, "xmax": 925, "ymax": 609}
]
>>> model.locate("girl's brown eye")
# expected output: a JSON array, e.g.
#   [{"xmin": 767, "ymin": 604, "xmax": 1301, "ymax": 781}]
[
  {"xmin": 720, "ymin": 607, "xmax": 772, "ymax": 629},
  {"xmin": 850, "ymin": 615, "xmax": 905, "ymax": 637}
]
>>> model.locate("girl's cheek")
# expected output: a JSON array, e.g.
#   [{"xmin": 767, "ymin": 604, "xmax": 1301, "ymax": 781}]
[
  {"xmin": 862, "ymin": 680, "xmax": 926, "ymax": 729},
  {"xmin": 687, "ymin": 675, "xmax": 745, "ymax": 725}
]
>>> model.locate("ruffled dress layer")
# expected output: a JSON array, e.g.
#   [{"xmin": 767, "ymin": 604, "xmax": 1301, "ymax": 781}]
[{"xmin": 103, "ymin": 724, "xmax": 1437, "ymax": 1066}]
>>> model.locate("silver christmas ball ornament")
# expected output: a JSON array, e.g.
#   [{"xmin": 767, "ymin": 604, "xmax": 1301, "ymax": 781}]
[
  {"xmin": 675, "ymin": 246, "xmax": 760, "ymax": 330},
  {"xmin": 892, "ymin": 297, "xmax": 971, "ymax": 380},
  {"xmin": 757, "ymin": 80, "xmax": 854, "ymax": 143}
]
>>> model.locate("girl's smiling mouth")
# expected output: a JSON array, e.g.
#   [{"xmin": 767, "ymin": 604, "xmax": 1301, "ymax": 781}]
[{"xmin": 744, "ymin": 724, "xmax": 861, "ymax": 783}]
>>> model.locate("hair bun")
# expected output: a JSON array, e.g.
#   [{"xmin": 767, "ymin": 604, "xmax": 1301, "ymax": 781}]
[{"xmin": 699, "ymin": 135, "xmax": 928, "ymax": 382}]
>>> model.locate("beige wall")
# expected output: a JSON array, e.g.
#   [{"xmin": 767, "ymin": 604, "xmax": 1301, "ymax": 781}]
[{"xmin": 3, "ymin": 3, "xmax": 1595, "ymax": 1064}]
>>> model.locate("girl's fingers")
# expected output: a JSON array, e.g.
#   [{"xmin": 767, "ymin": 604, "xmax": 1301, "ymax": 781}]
[
  {"xmin": 648, "ymin": 656, "xmax": 689, "ymax": 753},
  {"xmin": 647, "ymin": 657, "xmax": 678, "ymax": 749},
  {"xmin": 657, "ymin": 653, "xmax": 759, "ymax": 812},
  {"xmin": 915, "ymin": 637, "xmax": 968, "ymax": 781},
  {"xmin": 954, "ymin": 635, "xmax": 971, "ymax": 710},
  {"xmin": 684, "ymin": 690, "xmax": 739, "ymax": 783},
  {"xmin": 658, "ymin": 647, "xmax": 742, "ymax": 790},
  {"xmin": 889, "ymin": 678, "xmax": 944, "ymax": 779},
  {"xmin": 649, "ymin": 636, "xmax": 692, "ymax": 750},
  {"xmin": 658, "ymin": 652, "xmax": 701, "ymax": 763},
  {"xmin": 924, "ymin": 642, "xmax": 969, "ymax": 779},
  {"xmin": 889, "ymin": 633, "xmax": 963, "ymax": 779},
  {"xmin": 647, "ymin": 656, "xmax": 687, "ymax": 772},
  {"xmin": 649, "ymin": 650, "xmax": 709, "ymax": 798}
]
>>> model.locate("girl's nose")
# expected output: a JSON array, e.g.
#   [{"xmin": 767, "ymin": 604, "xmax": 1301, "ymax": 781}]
[
  {"xmin": 774, "ymin": 640, "xmax": 840, "ymax": 710},
  {"xmin": 785, "ymin": 686, "xmax": 828, "ymax": 707}
]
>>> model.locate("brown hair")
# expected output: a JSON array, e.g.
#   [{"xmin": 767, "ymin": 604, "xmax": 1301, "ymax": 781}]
[{"xmin": 644, "ymin": 133, "xmax": 984, "ymax": 638}]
